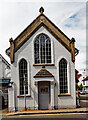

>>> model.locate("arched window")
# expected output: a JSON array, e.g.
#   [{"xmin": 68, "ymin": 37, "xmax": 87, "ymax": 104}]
[
  {"xmin": 19, "ymin": 59, "xmax": 28, "ymax": 95},
  {"xmin": 34, "ymin": 33, "xmax": 51, "ymax": 64},
  {"xmin": 59, "ymin": 58, "xmax": 68, "ymax": 94}
]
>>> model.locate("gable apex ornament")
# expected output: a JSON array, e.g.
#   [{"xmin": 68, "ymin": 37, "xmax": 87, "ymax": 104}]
[{"xmin": 39, "ymin": 7, "xmax": 44, "ymax": 14}]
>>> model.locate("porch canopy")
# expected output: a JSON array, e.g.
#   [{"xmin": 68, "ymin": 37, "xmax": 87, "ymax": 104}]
[{"xmin": 34, "ymin": 66, "xmax": 54, "ymax": 82}]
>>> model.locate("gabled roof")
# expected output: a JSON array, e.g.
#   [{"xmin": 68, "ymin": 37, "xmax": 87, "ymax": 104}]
[
  {"xmin": 82, "ymin": 76, "xmax": 88, "ymax": 81},
  {"xmin": 6, "ymin": 7, "xmax": 78, "ymax": 63},
  {"xmin": 6, "ymin": 13, "xmax": 71, "ymax": 53},
  {"xmin": 34, "ymin": 66, "xmax": 54, "ymax": 78},
  {"xmin": 0, "ymin": 54, "xmax": 10, "ymax": 68}
]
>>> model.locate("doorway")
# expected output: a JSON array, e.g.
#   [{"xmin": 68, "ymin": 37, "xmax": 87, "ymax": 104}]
[{"xmin": 38, "ymin": 81, "xmax": 50, "ymax": 110}]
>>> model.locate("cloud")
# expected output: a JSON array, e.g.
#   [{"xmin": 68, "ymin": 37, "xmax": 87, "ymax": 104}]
[
  {"xmin": 62, "ymin": 5, "xmax": 86, "ymax": 29},
  {"xmin": 0, "ymin": 1, "xmax": 86, "ymax": 74},
  {"xmin": 75, "ymin": 52, "xmax": 86, "ymax": 72},
  {"xmin": 58, "ymin": 4, "xmax": 86, "ymax": 73},
  {"xmin": 64, "ymin": 24, "xmax": 72, "ymax": 28},
  {"xmin": 0, "ymin": 0, "xmax": 87, "ymax": 2}
]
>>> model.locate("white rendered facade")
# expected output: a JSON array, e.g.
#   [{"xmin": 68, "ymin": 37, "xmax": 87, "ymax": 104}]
[
  {"xmin": 7, "ymin": 26, "xmax": 76, "ymax": 111},
  {"xmin": 0, "ymin": 55, "xmax": 10, "ymax": 79},
  {"xmin": 6, "ymin": 8, "xmax": 78, "ymax": 111},
  {"xmin": 82, "ymin": 80, "xmax": 88, "ymax": 93},
  {"xmin": 0, "ymin": 54, "xmax": 11, "ymax": 105}
]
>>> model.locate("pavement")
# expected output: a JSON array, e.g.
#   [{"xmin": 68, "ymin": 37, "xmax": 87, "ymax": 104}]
[
  {"xmin": 6, "ymin": 107, "xmax": 88, "ymax": 116},
  {"xmin": 1, "ymin": 94, "xmax": 88, "ymax": 117}
]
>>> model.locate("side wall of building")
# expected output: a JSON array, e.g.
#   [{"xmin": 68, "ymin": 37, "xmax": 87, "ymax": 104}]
[
  {"xmin": 82, "ymin": 80, "xmax": 88, "ymax": 93},
  {"xmin": 0, "ymin": 58, "xmax": 11, "ymax": 79}
]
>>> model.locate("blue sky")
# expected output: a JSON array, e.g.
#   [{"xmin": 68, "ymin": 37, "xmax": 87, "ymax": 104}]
[
  {"xmin": 65, "ymin": 13, "xmax": 79, "ymax": 27},
  {"xmin": 0, "ymin": 0, "xmax": 87, "ymax": 76},
  {"xmin": 69, "ymin": 14, "xmax": 78, "ymax": 18}
]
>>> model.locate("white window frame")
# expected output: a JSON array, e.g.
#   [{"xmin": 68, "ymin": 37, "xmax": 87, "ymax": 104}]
[
  {"xmin": 18, "ymin": 57, "xmax": 30, "ymax": 95},
  {"xmin": 34, "ymin": 33, "xmax": 52, "ymax": 64},
  {"xmin": 33, "ymin": 32, "xmax": 54, "ymax": 65},
  {"xmin": 57, "ymin": 57, "xmax": 70, "ymax": 95}
]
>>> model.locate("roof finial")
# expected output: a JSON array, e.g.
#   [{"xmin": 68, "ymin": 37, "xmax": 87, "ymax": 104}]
[
  {"xmin": 70, "ymin": 37, "xmax": 75, "ymax": 43},
  {"xmin": 39, "ymin": 7, "xmax": 44, "ymax": 14},
  {"xmin": 9, "ymin": 37, "xmax": 13, "ymax": 43}
]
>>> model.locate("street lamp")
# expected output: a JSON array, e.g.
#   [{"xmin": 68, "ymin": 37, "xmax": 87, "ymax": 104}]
[{"xmin": 8, "ymin": 82, "xmax": 14, "ymax": 87}]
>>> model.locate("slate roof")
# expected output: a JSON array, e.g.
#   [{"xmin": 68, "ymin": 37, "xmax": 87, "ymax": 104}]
[
  {"xmin": 0, "ymin": 54, "xmax": 10, "ymax": 68},
  {"xmin": 34, "ymin": 66, "xmax": 54, "ymax": 78}
]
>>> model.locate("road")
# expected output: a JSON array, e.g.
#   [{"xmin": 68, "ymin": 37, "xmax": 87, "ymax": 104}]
[
  {"xmin": 80, "ymin": 94, "xmax": 88, "ymax": 100},
  {"xmin": 1, "ymin": 113, "xmax": 88, "ymax": 120},
  {"xmin": 80, "ymin": 94, "xmax": 88, "ymax": 108}
]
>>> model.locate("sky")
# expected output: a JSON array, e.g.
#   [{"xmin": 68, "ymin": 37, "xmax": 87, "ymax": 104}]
[{"xmin": 0, "ymin": 0, "xmax": 87, "ymax": 77}]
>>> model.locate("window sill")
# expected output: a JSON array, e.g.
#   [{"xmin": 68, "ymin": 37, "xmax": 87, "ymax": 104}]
[
  {"xmin": 17, "ymin": 95, "xmax": 31, "ymax": 98},
  {"xmin": 33, "ymin": 64, "xmax": 55, "ymax": 66},
  {"xmin": 58, "ymin": 94, "xmax": 71, "ymax": 97}
]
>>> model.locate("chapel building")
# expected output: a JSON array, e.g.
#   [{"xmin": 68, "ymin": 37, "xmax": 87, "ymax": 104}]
[{"xmin": 6, "ymin": 7, "xmax": 79, "ymax": 111}]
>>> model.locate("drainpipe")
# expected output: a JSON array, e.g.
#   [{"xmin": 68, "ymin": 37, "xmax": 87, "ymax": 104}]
[
  {"xmin": 54, "ymin": 80, "xmax": 56, "ymax": 109},
  {"xmin": 24, "ymin": 74, "xmax": 26, "ymax": 111},
  {"xmin": 13, "ymin": 82, "xmax": 16, "ymax": 111}
]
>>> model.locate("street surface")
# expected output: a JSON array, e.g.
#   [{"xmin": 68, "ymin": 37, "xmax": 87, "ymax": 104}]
[
  {"xmin": 80, "ymin": 94, "xmax": 88, "ymax": 108},
  {"xmin": 1, "ymin": 113, "xmax": 88, "ymax": 120}
]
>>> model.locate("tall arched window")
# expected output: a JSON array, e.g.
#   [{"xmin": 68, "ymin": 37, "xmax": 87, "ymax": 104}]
[
  {"xmin": 34, "ymin": 33, "xmax": 51, "ymax": 64},
  {"xmin": 19, "ymin": 59, "xmax": 28, "ymax": 95},
  {"xmin": 59, "ymin": 58, "xmax": 68, "ymax": 94}
]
